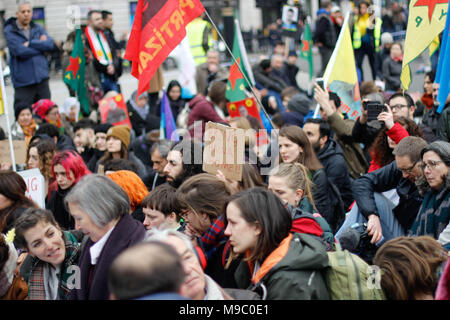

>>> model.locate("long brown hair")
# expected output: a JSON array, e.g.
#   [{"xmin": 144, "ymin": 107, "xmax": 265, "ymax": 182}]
[
  {"xmin": 0, "ymin": 171, "xmax": 37, "ymax": 232},
  {"xmin": 176, "ymin": 173, "xmax": 233, "ymax": 225},
  {"xmin": 26, "ymin": 139, "xmax": 57, "ymax": 180},
  {"xmin": 99, "ymin": 142, "xmax": 128, "ymax": 166},
  {"xmin": 370, "ymin": 117, "xmax": 424, "ymax": 168},
  {"xmin": 374, "ymin": 236, "xmax": 447, "ymax": 300},
  {"xmin": 279, "ymin": 125, "xmax": 323, "ymax": 171}
]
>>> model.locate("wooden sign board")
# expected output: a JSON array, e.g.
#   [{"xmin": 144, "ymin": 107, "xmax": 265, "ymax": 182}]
[
  {"xmin": 203, "ymin": 122, "xmax": 245, "ymax": 181},
  {"xmin": 0, "ymin": 140, "xmax": 27, "ymax": 164}
]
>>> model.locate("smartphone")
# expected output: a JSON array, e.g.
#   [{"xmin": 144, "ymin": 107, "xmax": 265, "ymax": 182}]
[
  {"xmin": 365, "ymin": 102, "xmax": 386, "ymax": 122},
  {"xmin": 316, "ymin": 78, "xmax": 324, "ymax": 90}
]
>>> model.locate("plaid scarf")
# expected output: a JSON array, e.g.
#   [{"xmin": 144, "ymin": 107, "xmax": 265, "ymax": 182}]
[{"xmin": 27, "ymin": 231, "xmax": 81, "ymax": 300}]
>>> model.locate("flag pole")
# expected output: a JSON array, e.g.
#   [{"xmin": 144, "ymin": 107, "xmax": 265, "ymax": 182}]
[
  {"xmin": 0, "ymin": 57, "xmax": 16, "ymax": 171},
  {"xmin": 203, "ymin": 10, "xmax": 275, "ymax": 130},
  {"xmin": 313, "ymin": 11, "xmax": 350, "ymax": 118}
]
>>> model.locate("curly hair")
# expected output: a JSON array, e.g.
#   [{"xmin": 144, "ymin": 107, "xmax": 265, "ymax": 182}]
[
  {"xmin": 369, "ymin": 117, "xmax": 424, "ymax": 168},
  {"xmin": 26, "ymin": 139, "xmax": 57, "ymax": 180},
  {"xmin": 374, "ymin": 236, "xmax": 448, "ymax": 300}
]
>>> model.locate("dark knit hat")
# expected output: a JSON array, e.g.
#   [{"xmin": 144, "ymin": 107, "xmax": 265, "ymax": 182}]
[
  {"xmin": 106, "ymin": 125, "xmax": 131, "ymax": 149},
  {"xmin": 14, "ymin": 104, "xmax": 33, "ymax": 120},
  {"xmin": 287, "ymin": 93, "xmax": 312, "ymax": 115},
  {"xmin": 95, "ymin": 123, "xmax": 113, "ymax": 134}
]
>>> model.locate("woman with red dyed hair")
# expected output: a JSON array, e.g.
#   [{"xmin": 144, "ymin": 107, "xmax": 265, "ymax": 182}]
[{"xmin": 47, "ymin": 150, "xmax": 91, "ymax": 230}]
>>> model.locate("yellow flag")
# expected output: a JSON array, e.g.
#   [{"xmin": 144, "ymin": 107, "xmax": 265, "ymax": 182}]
[
  {"xmin": 0, "ymin": 86, "xmax": 4, "ymax": 115},
  {"xmin": 429, "ymin": 35, "xmax": 440, "ymax": 57},
  {"xmin": 401, "ymin": 0, "xmax": 449, "ymax": 90},
  {"xmin": 323, "ymin": 15, "xmax": 361, "ymax": 120}
]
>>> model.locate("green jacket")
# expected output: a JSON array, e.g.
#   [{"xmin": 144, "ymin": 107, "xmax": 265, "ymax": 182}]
[
  {"xmin": 327, "ymin": 112, "xmax": 369, "ymax": 179},
  {"xmin": 234, "ymin": 233, "xmax": 330, "ymax": 300}
]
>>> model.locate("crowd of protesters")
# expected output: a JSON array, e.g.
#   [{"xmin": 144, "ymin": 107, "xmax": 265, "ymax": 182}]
[{"xmin": 0, "ymin": 0, "xmax": 449, "ymax": 301}]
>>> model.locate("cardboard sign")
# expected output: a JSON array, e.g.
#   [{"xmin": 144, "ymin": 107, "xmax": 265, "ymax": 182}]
[
  {"xmin": 98, "ymin": 94, "xmax": 132, "ymax": 128},
  {"xmin": 18, "ymin": 168, "xmax": 46, "ymax": 208},
  {"xmin": 203, "ymin": 122, "xmax": 245, "ymax": 181},
  {"xmin": 0, "ymin": 140, "xmax": 27, "ymax": 164}
]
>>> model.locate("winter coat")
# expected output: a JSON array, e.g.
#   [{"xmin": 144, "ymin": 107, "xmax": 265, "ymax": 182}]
[
  {"xmin": 408, "ymin": 173, "xmax": 450, "ymax": 242},
  {"xmin": 352, "ymin": 118, "xmax": 383, "ymax": 151},
  {"xmin": 195, "ymin": 62, "xmax": 229, "ymax": 96},
  {"xmin": 20, "ymin": 231, "xmax": 82, "ymax": 300},
  {"xmin": 327, "ymin": 112, "xmax": 368, "ymax": 179},
  {"xmin": 70, "ymin": 214, "xmax": 146, "ymax": 300},
  {"xmin": 310, "ymin": 168, "xmax": 335, "ymax": 228},
  {"xmin": 317, "ymin": 139, "xmax": 353, "ymax": 209},
  {"xmin": 126, "ymin": 92, "xmax": 160, "ymax": 137},
  {"xmin": 422, "ymin": 105, "xmax": 442, "ymax": 139},
  {"xmin": 234, "ymin": 233, "xmax": 330, "ymax": 300},
  {"xmin": 375, "ymin": 46, "xmax": 390, "ymax": 80},
  {"xmin": 47, "ymin": 186, "xmax": 75, "ymax": 230},
  {"xmin": 313, "ymin": 10, "xmax": 337, "ymax": 49},
  {"xmin": 252, "ymin": 64, "xmax": 288, "ymax": 93},
  {"xmin": 382, "ymin": 56, "xmax": 402, "ymax": 92},
  {"xmin": 353, "ymin": 160, "xmax": 423, "ymax": 232},
  {"xmin": 4, "ymin": 18, "xmax": 54, "ymax": 88},
  {"xmin": 439, "ymin": 106, "xmax": 450, "ymax": 142},
  {"xmin": 187, "ymin": 95, "xmax": 225, "ymax": 141}
]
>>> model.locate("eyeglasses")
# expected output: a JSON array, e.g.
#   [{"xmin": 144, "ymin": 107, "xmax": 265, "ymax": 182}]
[
  {"xmin": 418, "ymin": 160, "xmax": 444, "ymax": 171},
  {"xmin": 390, "ymin": 104, "xmax": 408, "ymax": 112},
  {"xmin": 399, "ymin": 161, "xmax": 418, "ymax": 175}
]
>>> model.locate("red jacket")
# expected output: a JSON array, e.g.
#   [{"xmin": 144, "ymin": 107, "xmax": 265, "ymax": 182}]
[
  {"xmin": 368, "ymin": 122, "xmax": 409, "ymax": 172},
  {"xmin": 187, "ymin": 95, "xmax": 225, "ymax": 141}
]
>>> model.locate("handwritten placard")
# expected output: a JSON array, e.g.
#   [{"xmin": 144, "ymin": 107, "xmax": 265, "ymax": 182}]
[
  {"xmin": 0, "ymin": 140, "xmax": 27, "ymax": 164},
  {"xmin": 203, "ymin": 122, "xmax": 245, "ymax": 181},
  {"xmin": 18, "ymin": 168, "xmax": 46, "ymax": 208}
]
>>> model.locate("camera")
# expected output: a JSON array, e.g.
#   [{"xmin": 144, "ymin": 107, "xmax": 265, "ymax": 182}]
[
  {"xmin": 364, "ymin": 101, "xmax": 387, "ymax": 122},
  {"xmin": 338, "ymin": 222, "xmax": 379, "ymax": 264}
]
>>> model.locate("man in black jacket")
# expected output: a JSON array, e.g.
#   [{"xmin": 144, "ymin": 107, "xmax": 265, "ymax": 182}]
[
  {"xmin": 304, "ymin": 118, "xmax": 353, "ymax": 210},
  {"xmin": 313, "ymin": 0, "xmax": 336, "ymax": 75},
  {"xmin": 336, "ymin": 136, "xmax": 427, "ymax": 246}
]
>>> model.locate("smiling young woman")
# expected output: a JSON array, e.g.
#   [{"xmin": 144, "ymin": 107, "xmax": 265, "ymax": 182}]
[{"xmin": 14, "ymin": 208, "xmax": 83, "ymax": 300}]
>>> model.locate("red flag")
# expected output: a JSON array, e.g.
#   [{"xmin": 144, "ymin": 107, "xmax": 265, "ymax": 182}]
[{"xmin": 125, "ymin": 0, "xmax": 205, "ymax": 97}]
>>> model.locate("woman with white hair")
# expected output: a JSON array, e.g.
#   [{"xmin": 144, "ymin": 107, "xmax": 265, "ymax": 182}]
[{"xmin": 65, "ymin": 174, "xmax": 146, "ymax": 300}]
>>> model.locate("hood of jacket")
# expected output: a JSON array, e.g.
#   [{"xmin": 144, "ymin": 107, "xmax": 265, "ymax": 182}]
[
  {"xmin": 317, "ymin": 139, "xmax": 343, "ymax": 161},
  {"xmin": 5, "ymin": 17, "xmax": 39, "ymax": 32},
  {"xmin": 316, "ymin": 8, "xmax": 330, "ymax": 17},
  {"xmin": 252, "ymin": 233, "xmax": 329, "ymax": 284},
  {"xmin": 189, "ymin": 95, "xmax": 209, "ymax": 109}
]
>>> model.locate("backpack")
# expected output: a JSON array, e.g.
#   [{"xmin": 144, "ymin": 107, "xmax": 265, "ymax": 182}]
[{"xmin": 326, "ymin": 244, "xmax": 386, "ymax": 300}]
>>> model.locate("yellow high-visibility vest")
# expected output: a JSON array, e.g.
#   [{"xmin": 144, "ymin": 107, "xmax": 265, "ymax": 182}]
[
  {"xmin": 353, "ymin": 16, "xmax": 383, "ymax": 52},
  {"xmin": 186, "ymin": 18, "xmax": 213, "ymax": 65}
]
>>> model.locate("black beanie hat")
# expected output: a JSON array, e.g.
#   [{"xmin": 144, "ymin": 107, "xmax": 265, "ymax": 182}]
[
  {"xmin": 14, "ymin": 104, "xmax": 33, "ymax": 120},
  {"xmin": 94, "ymin": 123, "xmax": 113, "ymax": 134}
]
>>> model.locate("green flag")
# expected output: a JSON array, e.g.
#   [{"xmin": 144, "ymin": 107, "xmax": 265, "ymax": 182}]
[
  {"xmin": 226, "ymin": 19, "xmax": 254, "ymax": 102},
  {"xmin": 299, "ymin": 21, "xmax": 314, "ymax": 80},
  {"xmin": 64, "ymin": 27, "xmax": 89, "ymax": 115}
]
